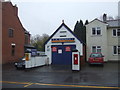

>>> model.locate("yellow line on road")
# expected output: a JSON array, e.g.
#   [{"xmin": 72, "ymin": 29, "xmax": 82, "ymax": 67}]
[
  {"xmin": 1, "ymin": 81, "xmax": 120, "ymax": 89},
  {"xmin": 24, "ymin": 83, "xmax": 34, "ymax": 87},
  {"xmin": 0, "ymin": 81, "xmax": 29, "ymax": 85},
  {"xmin": 35, "ymin": 83, "xmax": 120, "ymax": 89}
]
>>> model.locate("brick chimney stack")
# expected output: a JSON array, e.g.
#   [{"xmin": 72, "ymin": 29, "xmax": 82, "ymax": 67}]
[
  {"xmin": 103, "ymin": 13, "xmax": 107, "ymax": 22},
  {"xmin": 13, "ymin": 4, "xmax": 18, "ymax": 16}
]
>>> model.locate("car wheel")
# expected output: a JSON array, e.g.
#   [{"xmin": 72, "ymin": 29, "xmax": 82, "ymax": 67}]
[
  {"xmin": 22, "ymin": 65, "xmax": 25, "ymax": 69},
  {"xmin": 16, "ymin": 67, "xmax": 20, "ymax": 70},
  {"xmin": 89, "ymin": 63, "xmax": 91, "ymax": 66},
  {"xmin": 101, "ymin": 64, "xmax": 104, "ymax": 67}
]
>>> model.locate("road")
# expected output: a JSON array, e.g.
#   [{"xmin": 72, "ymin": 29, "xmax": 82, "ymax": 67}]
[{"xmin": 2, "ymin": 62, "xmax": 120, "ymax": 89}]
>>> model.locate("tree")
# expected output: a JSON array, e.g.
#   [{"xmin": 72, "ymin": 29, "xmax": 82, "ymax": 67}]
[
  {"xmin": 79, "ymin": 20, "xmax": 83, "ymax": 26},
  {"xmin": 30, "ymin": 34, "xmax": 49, "ymax": 51},
  {"xmin": 85, "ymin": 20, "xmax": 89, "ymax": 25},
  {"xmin": 73, "ymin": 19, "xmax": 86, "ymax": 44},
  {"xmin": 74, "ymin": 21, "xmax": 80, "ymax": 39}
]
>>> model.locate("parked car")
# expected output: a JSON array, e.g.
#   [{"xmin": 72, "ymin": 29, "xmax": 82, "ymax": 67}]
[
  {"xmin": 14, "ymin": 57, "xmax": 25, "ymax": 69},
  {"xmin": 88, "ymin": 53, "xmax": 104, "ymax": 65}
]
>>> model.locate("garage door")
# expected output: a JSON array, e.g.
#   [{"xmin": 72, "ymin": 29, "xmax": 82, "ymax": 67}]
[{"xmin": 51, "ymin": 45, "xmax": 76, "ymax": 65}]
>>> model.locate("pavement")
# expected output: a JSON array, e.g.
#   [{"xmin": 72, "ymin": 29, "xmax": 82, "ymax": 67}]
[{"xmin": 1, "ymin": 62, "xmax": 120, "ymax": 89}]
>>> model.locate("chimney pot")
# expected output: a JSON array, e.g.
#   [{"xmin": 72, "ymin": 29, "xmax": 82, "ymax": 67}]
[{"xmin": 103, "ymin": 13, "xmax": 107, "ymax": 22}]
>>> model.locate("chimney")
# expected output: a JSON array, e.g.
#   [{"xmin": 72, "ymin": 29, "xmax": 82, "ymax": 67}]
[
  {"xmin": 103, "ymin": 13, "xmax": 107, "ymax": 22},
  {"xmin": 14, "ymin": 4, "xmax": 18, "ymax": 16}
]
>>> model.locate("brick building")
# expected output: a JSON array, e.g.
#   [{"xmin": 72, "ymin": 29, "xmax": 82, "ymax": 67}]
[{"xmin": 2, "ymin": 1, "xmax": 30, "ymax": 64}]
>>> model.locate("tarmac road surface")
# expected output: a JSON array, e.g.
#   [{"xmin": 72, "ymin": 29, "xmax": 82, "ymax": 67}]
[{"xmin": 2, "ymin": 62, "xmax": 120, "ymax": 89}]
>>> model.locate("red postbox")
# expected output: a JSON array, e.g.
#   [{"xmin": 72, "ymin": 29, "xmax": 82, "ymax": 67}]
[
  {"xmin": 72, "ymin": 49, "xmax": 80, "ymax": 71},
  {"xmin": 74, "ymin": 54, "xmax": 78, "ymax": 65}
]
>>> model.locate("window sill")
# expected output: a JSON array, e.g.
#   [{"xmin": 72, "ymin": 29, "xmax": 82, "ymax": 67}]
[
  {"xmin": 91, "ymin": 35, "xmax": 102, "ymax": 37},
  {"xmin": 113, "ymin": 54, "xmax": 119, "ymax": 56},
  {"xmin": 112, "ymin": 36, "xmax": 120, "ymax": 38}
]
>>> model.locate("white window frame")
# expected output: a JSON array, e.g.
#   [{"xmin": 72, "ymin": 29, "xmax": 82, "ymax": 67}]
[
  {"xmin": 113, "ymin": 46, "xmax": 120, "ymax": 55},
  {"xmin": 92, "ymin": 46, "xmax": 101, "ymax": 53},
  {"xmin": 112, "ymin": 29, "xmax": 120, "ymax": 37},
  {"xmin": 92, "ymin": 27, "xmax": 101, "ymax": 36}
]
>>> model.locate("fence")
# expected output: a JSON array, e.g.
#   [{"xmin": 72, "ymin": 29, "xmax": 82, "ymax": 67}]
[{"xmin": 25, "ymin": 55, "xmax": 48, "ymax": 68}]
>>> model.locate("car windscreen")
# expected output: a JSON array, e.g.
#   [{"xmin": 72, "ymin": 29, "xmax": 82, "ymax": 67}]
[{"xmin": 90, "ymin": 53, "xmax": 102, "ymax": 58}]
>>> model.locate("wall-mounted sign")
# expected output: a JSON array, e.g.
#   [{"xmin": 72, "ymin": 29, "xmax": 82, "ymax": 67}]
[
  {"xmin": 52, "ymin": 47, "xmax": 57, "ymax": 52},
  {"xmin": 51, "ymin": 38, "xmax": 75, "ymax": 43},
  {"xmin": 25, "ymin": 53, "xmax": 29, "ymax": 61},
  {"xmin": 65, "ymin": 46, "xmax": 71, "ymax": 52},
  {"xmin": 58, "ymin": 49, "xmax": 62, "ymax": 54},
  {"xmin": 31, "ymin": 49, "xmax": 37, "ymax": 56}
]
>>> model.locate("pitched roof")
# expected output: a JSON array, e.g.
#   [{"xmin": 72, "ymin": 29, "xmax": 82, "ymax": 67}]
[
  {"xmin": 86, "ymin": 18, "xmax": 120, "ymax": 27},
  {"xmin": 86, "ymin": 18, "xmax": 107, "ymax": 25},
  {"xmin": 106, "ymin": 19, "xmax": 120, "ymax": 27},
  {"xmin": 44, "ymin": 22, "xmax": 84, "ymax": 45}
]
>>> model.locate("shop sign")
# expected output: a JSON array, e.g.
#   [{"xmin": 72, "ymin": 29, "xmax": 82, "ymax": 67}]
[
  {"xmin": 52, "ymin": 47, "xmax": 57, "ymax": 52},
  {"xmin": 51, "ymin": 38, "xmax": 75, "ymax": 43},
  {"xmin": 65, "ymin": 46, "xmax": 71, "ymax": 52}
]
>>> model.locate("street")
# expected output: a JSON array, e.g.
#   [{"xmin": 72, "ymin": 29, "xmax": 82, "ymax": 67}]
[{"xmin": 2, "ymin": 62, "xmax": 120, "ymax": 89}]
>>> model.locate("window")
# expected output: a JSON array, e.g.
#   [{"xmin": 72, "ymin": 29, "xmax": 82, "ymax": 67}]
[
  {"xmin": 97, "ymin": 46, "xmax": 101, "ymax": 53},
  {"xmin": 92, "ymin": 28, "xmax": 96, "ymax": 35},
  {"xmin": 9, "ymin": 28, "xmax": 14, "ymax": 37},
  {"xmin": 113, "ymin": 29, "xmax": 120, "ymax": 36},
  {"xmin": 60, "ymin": 35, "xmax": 66, "ymax": 37},
  {"xmin": 92, "ymin": 46, "xmax": 101, "ymax": 53},
  {"xmin": 118, "ymin": 46, "xmax": 120, "ymax": 54},
  {"xmin": 25, "ymin": 34, "xmax": 29, "ymax": 44},
  {"xmin": 97, "ymin": 27, "xmax": 101, "ymax": 35},
  {"xmin": 113, "ymin": 29, "xmax": 116, "ymax": 36},
  {"xmin": 92, "ymin": 27, "xmax": 101, "ymax": 35},
  {"xmin": 92, "ymin": 46, "xmax": 96, "ymax": 53},
  {"xmin": 117, "ymin": 29, "xmax": 120, "ymax": 36},
  {"xmin": 60, "ymin": 31, "xmax": 67, "ymax": 37},
  {"xmin": 113, "ymin": 46, "xmax": 120, "ymax": 55},
  {"xmin": 11, "ymin": 45, "xmax": 15, "ymax": 56},
  {"xmin": 60, "ymin": 31, "xmax": 66, "ymax": 33}
]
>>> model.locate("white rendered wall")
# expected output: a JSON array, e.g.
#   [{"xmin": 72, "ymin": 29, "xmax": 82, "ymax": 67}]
[
  {"xmin": 107, "ymin": 28, "xmax": 119, "ymax": 61},
  {"xmin": 86, "ymin": 19, "xmax": 108, "ymax": 61},
  {"xmin": 45, "ymin": 25, "xmax": 83, "ymax": 64}
]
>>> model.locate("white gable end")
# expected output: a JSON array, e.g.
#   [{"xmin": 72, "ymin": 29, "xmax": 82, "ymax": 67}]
[
  {"xmin": 53, "ymin": 26, "xmax": 75, "ymax": 39},
  {"xmin": 45, "ymin": 23, "xmax": 83, "ymax": 64}
]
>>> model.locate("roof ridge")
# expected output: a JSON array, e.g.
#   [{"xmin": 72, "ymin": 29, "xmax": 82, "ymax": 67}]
[{"xmin": 106, "ymin": 19, "xmax": 120, "ymax": 22}]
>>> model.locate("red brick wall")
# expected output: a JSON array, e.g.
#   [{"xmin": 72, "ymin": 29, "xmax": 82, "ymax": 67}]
[
  {"xmin": 2, "ymin": 2, "xmax": 25, "ymax": 64},
  {"xmin": 80, "ymin": 44, "xmax": 86, "ymax": 67},
  {"xmin": 25, "ymin": 33, "xmax": 31, "ymax": 45}
]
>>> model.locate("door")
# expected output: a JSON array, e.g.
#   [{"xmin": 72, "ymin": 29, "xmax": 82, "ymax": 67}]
[{"xmin": 51, "ymin": 45, "xmax": 76, "ymax": 65}]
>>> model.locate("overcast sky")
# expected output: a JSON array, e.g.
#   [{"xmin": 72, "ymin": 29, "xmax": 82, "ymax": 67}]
[{"xmin": 10, "ymin": 0, "xmax": 119, "ymax": 36}]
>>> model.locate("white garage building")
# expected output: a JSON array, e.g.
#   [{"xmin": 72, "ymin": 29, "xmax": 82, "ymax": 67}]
[{"xmin": 45, "ymin": 21, "xmax": 84, "ymax": 65}]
